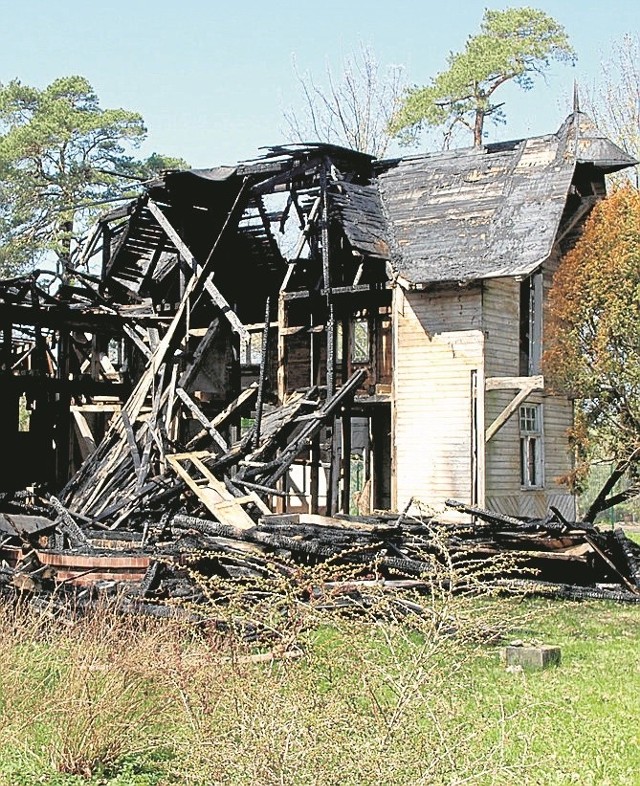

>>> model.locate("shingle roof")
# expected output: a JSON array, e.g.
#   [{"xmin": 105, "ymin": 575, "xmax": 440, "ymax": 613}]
[{"xmin": 374, "ymin": 112, "xmax": 637, "ymax": 285}]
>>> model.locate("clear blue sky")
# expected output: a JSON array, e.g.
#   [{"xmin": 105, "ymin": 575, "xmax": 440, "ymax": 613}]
[{"xmin": 1, "ymin": 0, "xmax": 638, "ymax": 167}]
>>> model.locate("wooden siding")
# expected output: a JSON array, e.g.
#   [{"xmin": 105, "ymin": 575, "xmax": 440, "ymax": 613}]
[
  {"xmin": 392, "ymin": 286, "xmax": 484, "ymax": 512},
  {"xmin": 483, "ymin": 276, "xmax": 522, "ymax": 511},
  {"xmin": 482, "ymin": 278, "xmax": 519, "ymax": 378},
  {"xmin": 483, "ymin": 271, "xmax": 575, "ymax": 519}
]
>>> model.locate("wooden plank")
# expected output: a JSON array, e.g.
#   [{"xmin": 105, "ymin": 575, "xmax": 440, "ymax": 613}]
[
  {"xmin": 485, "ymin": 375, "xmax": 544, "ymax": 391},
  {"xmin": 485, "ymin": 377, "xmax": 544, "ymax": 443},
  {"xmin": 70, "ymin": 404, "xmax": 122, "ymax": 413},
  {"xmin": 175, "ymin": 387, "xmax": 228, "ymax": 451},
  {"xmin": 253, "ymin": 296, "xmax": 271, "ymax": 448},
  {"xmin": 72, "ymin": 409, "xmax": 97, "ymax": 460},
  {"xmin": 48, "ymin": 495, "xmax": 88, "ymax": 547},
  {"xmin": 120, "ymin": 410, "xmax": 141, "ymax": 474},
  {"xmin": 166, "ymin": 452, "xmax": 267, "ymax": 529},
  {"xmin": 122, "ymin": 323, "xmax": 152, "ymax": 359},
  {"xmin": 185, "ymin": 383, "xmax": 258, "ymax": 451}
]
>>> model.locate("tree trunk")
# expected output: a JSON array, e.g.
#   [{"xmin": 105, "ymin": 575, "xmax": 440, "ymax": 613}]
[
  {"xmin": 58, "ymin": 218, "xmax": 74, "ymax": 283},
  {"xmin": 474, "ymin": 110, "xmax": 484, "ymax": 146}
]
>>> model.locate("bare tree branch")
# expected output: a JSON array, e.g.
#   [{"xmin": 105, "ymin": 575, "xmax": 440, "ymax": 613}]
[{"xmin": 283, "ymin": 44, "xmax": 407, "ymax": 158}]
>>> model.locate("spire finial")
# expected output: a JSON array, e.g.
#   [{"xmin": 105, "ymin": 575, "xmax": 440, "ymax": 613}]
[{"xmin": 573, "ymin": 81, "xmax": 580, "ymax": 113}]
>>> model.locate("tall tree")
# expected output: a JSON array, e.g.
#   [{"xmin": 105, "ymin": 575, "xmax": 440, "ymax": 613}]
[
  {"xmin": 283, "ymin": 45, "xmax": 406, "ymax": 158},
  {"xmin": 0, "ymin": 76, "xmax": 186, "ymax": 278},
  {"xmin": 389, "ymin": 7, "xmax": 576, "ymax": 148},
  {"xmin": 583, "ymin": 34, "xmax": 640, "ymax": 187},
  {"xmin": 544, "ymin": 185, "xmax": 640, "ymax": 488}
]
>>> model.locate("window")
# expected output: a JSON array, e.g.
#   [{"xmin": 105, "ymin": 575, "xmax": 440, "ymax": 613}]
[
  {"xmin": 519, "ymin": 272, "xmax": 543, "ymax": 375},
  {"xmin": 520, "ymin": 404, "xmax": 544, "ymax": 488},
  {"xmin": 351, "ymin": 317, "xmax": 370, "ymax": 364},
  {"xmin": 241, "ymin": 331, "xmax": 263, "ymax": 366}
]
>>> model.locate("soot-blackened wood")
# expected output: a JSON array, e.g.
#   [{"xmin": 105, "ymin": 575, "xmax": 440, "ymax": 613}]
[
  {"xmin": 139, "ymin": 561, "xmax": 162, "ymax": 597},
  {"xmin": 121, "ymin": 410, "xmax": 142, "ymax": 475},
  {"xmin": 48, "ymin": 495, "xmax": 88, "ymax": 547},
  {"xmin": 584, "ymin": 450, "xmax": 640, "ymax": 523},
  {"xmin": 175, "ymin": 387, "xmax": 228, "ymax": 451},
  {"xmin": 613, "ymin": 527, "xmax": 640, "ymax": 589},
  {"xmin": 253, "ymin": 296, "xmax": 271, "ymax": 449},
  {"xmin": 445, "ymin": 499, "xmax": 538, "ymax": 529},
  {"xmin": 136, "ymin": 364, "xmax": 167, "ymax": 494},
  {"xmin": 340, "ymin": 410, "xmax": 351, "ymax": 515},
  {"xmin": 612, "ymin": 528, "xmax": 640, "ymax": 589},
  {"xmin": 63, "ymin": 181, "xmax": 251, "ymax": 510},
  {"xmin": 185, "ymin": 383, "xmax": 258, "ymax": 452},
  {"xmin": 234, "ymin": 479, "xmax": 286, "ymax": 497},
  {"xmin": 583, "ymin": 532, "xmax": 639, "ymax": 594},
  {"xmin": 326, "ymin": 418, "xmax": 341, "ymax": 517},
  {"xmin": 257, "ymin": 370, "xmax": 366, "ymax": 489},
  {"xmin": 147, "ymin": 198, "xmax": 249, "ymax": 342}
]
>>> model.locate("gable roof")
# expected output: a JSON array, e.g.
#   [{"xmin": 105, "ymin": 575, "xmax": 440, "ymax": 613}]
[{"xmin": 375, "ymin": 112, "xmax": 637, "ymax": 286}]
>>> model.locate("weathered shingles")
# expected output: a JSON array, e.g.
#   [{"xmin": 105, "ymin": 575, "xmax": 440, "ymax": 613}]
[
  {"xmin": 328, "ymin": 181, "xmax": 390, "ymax": 259},
  {"xmin": 378, "ymin": 135, "xmax": 574, "ymax": 284}
]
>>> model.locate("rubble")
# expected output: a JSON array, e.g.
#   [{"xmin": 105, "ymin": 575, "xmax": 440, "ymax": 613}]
[{"xmin": 1, "ymin": 487, "xmax": 639, "ymax": 624}]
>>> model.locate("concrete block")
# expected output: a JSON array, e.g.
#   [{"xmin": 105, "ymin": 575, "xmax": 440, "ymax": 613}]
[{"xmin": 504, "ymin": 645, "xmax": 561, "ymax": 670}]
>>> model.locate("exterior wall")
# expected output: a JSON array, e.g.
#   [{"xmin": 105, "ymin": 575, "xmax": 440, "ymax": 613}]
[
  {"xmin": 392, "ymin": 285, "xmax": 484, "ymax": 513},
  {"xmin": 483, "ymin": 274, "xmax": 575, "ymax": 519}
]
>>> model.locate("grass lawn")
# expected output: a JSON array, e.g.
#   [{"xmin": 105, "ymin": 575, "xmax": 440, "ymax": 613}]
[{"xmin": 0, "ymin": 593, "xmax": 638, "ymax": 786}]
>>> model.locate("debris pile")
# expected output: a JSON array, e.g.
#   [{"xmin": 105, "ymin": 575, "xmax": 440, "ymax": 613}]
[{"xmin": 1, "ymin": 485, "xmax": 639, "ymax": 621}]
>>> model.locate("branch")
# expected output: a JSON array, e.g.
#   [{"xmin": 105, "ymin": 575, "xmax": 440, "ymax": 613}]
[{"xmin": 584, "ymin": 447, "xmax": 640, "ymax": 522}]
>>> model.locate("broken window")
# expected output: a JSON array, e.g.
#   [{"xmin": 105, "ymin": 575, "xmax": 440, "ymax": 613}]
[
  {"xmin": 519, "ymin": 271, "xmax": 543, "ymax": 375},
  {"xmin": 351, "ymin": 317, "xmax": 370, "ymax": 364},
  {"xmin": 241, "ymin": 331, "xmax": 263, "ymax": 366},
  {"xmin": 520, "ymin": 404, "xmax": 544, "ymax": 488}
]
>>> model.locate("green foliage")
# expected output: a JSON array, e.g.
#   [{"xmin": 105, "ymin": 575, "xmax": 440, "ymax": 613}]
[
  {"xmin": 545, "ymin": 186, "xmax": 640, "ymax": 483},
  {"xmin": 0, "ymin": 76, "xmax": 188, "ymax": 278},
  {"xmin": 390, "ymin": 7, "xmax": 575, "ymax": 147}
]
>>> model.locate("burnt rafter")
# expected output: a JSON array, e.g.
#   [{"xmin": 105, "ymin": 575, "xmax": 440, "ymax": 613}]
[{"xmin": 145, "ymin": 198, "xmax": 249, "ymax": 341}]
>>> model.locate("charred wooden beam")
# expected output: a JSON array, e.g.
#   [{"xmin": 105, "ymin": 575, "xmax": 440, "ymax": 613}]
[{"xmin": 253, "ymin": 296, "xmax": 271, "ymax": 449}]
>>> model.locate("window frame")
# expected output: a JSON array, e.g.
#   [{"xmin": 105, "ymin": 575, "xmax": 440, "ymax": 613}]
[{"xmin": 519, "ymin": 403, "xmax": 544, "ymax": 489}]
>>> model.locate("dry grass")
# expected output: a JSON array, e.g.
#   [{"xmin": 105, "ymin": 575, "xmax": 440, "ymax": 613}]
[{"xmin": 0, "ymin": 550, "xmax": 531, "ymax": 785}]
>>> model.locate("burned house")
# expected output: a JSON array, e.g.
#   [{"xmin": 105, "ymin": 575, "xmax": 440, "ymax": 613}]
[{"xmin": 0, "ymin": 111, "xmax": 636, "ymax": 526}]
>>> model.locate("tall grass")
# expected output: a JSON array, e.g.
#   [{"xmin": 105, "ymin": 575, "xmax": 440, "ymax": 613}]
[
  {"xmin": 0, "ymin": 599, "xmax": 174, "ymax": 782},
  {"xmin": 0, "ymin": 582, "xmax": 533, "ymax": 785}
]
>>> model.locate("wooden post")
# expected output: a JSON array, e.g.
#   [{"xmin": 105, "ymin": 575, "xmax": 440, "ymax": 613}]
[
  {"xmin": 310, "ymin": 434, "xmax": 320, "ymax": 514},
  {"xmin": 55, "ymin": 329, "xmax": 72, "ymax": 488},
  {"xmin": 340, "ymin": 408, "xmax": 351, "ymax": 514},
  {"xmin": 471, "ymin": 369, "xmax": 479, "ymax": 507},
  {"xmin": 253, "ymin": 296, "xmax": 271, "ymax": 449},
  {"xmin": 327, "ymin": 418, "xmax": 341, "ymax": 516},
  {"xmin": 320, "ymin": 162, "xmax": 335, "ymax": 397},
  {"xmin": 277, "ymin": 293, "xmax": 286, "ymax": 402},
  {"xmin": 101, "ymin": 223, "xmax": 112, "ymax": 279}
]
